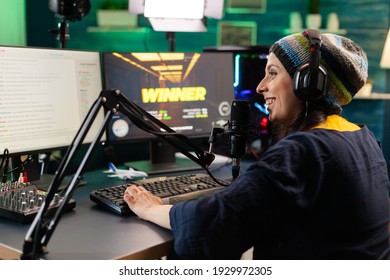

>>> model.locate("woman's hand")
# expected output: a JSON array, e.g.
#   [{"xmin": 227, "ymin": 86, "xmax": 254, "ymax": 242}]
[
  {"xmin": 123, "ymin": 185, "xmax": 163, "ymax": 220},
  {"xmin": 123, "ymin": 185, "xmax": 172, "ymax": 229}
]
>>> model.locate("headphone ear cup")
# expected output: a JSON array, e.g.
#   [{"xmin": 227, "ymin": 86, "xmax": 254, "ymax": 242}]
[
  {"xmin": 293, "ymin": 63, "xmax": 311, "ymax": 101},
  {"xmin": 293, "ymin": 64, "xmax": 327, "ymax": 102}
]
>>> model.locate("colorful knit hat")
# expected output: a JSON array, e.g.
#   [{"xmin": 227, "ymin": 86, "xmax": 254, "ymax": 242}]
[{"xmin": 270, "ymin": 30, "xmax": 368, "ymax": 106}]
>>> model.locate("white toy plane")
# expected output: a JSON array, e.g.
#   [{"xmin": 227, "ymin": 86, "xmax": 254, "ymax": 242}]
[{"xmin": 104, "ymin": 162, "xmax": 148, "ymax": 180}]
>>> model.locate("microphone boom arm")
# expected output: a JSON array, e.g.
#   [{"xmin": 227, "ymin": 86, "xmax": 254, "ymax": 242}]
[{"xmin": 21, "ymin": 89, "xmax": 215, "ymax": 260}]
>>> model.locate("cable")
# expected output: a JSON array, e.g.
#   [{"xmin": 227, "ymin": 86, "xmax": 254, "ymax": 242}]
[
  {"xmin": 1, "ymin": 149, "xmax": 10, "ymax": 183},
  {"xmin": 11, "ymin": 154, "xmax": 34, "ymax": 174},
  {"xmin": 114, "ymin": 96, "xmax": 230, "ymax": 186},
  {"xmin": 0, "ymin": 149, "xmax": 7, "ymax": 171},
  {"xmin": 297, "ymin": 101, "xmax": 309, "ymax": 131},
  {"xmin": 203, "ymin": 165, "xmax": 231, "ymax": 187},
  {"xmin": 0, "ymin": 151, "xmax": 34, "ymax": 183}
]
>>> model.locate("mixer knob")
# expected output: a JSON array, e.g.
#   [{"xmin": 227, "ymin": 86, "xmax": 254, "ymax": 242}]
[
  {"xmin": 54, "ymin": 193, "xmax": 60, "ymax": 203},
  {"xmin": 28, "ymin": 190, "xmax": 34, "ymax": 201},
  {"xmin": 37, "ymin": 196, "xmax": 43, "ymax": 206},
  {"xmin": 29, "ymin": 199, "xmax": 35, "ymax": 209}
]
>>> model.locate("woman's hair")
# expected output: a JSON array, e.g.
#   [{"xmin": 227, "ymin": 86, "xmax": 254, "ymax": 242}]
[{"xmin": 270, "ymin": 100, "xmax": 341, "ymax": 142}]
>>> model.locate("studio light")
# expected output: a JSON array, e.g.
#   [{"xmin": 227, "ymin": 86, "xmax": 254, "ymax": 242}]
[
  {"xmin": 48, "ymin": 0, "xmax": 91, "ymax": 22},
  {"xmin": 129, "ymin": 0, "xmax": 224, "ymax": 32},
  {"xmin": 48, "ymin": 0, "xmax": 91, "ymax": 48},
  {"xmin": 129, "ymin": 0, "xmax": 224, "ymax": 51},
  {"xmin": 144, "ymin": 0, "xmax": 204, "ymax": 20}
]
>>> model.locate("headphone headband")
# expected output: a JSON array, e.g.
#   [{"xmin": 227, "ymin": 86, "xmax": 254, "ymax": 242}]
[
  {"xmin": 304, "ymin": 29, "xmax": 321, "ymax": 91},
  {"xmin": 293, "ymin": 29, "xmax": 327, "ymax": 102}
]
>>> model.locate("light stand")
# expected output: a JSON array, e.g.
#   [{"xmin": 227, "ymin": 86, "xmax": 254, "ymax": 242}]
[
  {"xmin": 57, "ymin": 19, "xmax": 70, "ymax": 49},
  {"xmin": 21, "ymin": 89, "xmax": 218, "ymax": 260},
  {"xmin": 49, "ymin": 19, "xmax": 70, "ymax": 49},
  {"xmin": 166, "ymin": 32, "xmax": 175, "ymax": 52}
]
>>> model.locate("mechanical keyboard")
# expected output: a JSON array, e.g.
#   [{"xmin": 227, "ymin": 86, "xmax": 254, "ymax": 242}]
[
  {"xmin": 0, "ymin": 181, "xmax": 76, "ymax": 223},
  {"xmin": 90, "ymin": 173, "xmax": 230, "ymax": 215}
]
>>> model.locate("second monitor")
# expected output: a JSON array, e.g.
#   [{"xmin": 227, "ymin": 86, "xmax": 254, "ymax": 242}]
[{"xmin": 102, "ymin": 52, "xmax": 235, "ymax": 174}]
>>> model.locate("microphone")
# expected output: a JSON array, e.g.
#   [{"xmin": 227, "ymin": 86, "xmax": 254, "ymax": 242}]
[{"xmin": 228, "ymin": 100, "xmax": 250, "ymax": 180}]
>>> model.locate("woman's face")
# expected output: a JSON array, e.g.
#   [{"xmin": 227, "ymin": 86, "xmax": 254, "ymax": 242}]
[{"xmin": 256, "ymin": 52, "xmax": 304, "ymax": 125}]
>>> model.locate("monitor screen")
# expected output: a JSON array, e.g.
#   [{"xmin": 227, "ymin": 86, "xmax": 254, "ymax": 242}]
[
  {"xmin": 0, "ymin": 46, "xmax": 104, "ymax": 157},
  {"xmin": 102, "ymin": 51, "xmax": 235, "ymax": 173},
  {"xmin": 234, "ymin": 51, "xmax": 270, "ymax": 137}
]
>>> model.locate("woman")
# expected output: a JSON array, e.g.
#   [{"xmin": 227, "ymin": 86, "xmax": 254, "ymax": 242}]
[{"xmin": 124, "ymin": 30, "xmax": 390, "ymax": 259}]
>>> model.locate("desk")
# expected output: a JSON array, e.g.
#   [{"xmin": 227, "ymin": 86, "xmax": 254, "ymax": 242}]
[
  {"xmin": 0, "ymin": 169, "xmax": 175, "ymax": 260},
  {"xmin": 0, "ymin": 161, "xmax": 240, "ymax": 260}
]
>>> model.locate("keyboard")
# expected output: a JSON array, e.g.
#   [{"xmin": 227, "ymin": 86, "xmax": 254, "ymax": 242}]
[
  {"xmin": 90, "ymin": 173, "xmax": 230, "ymax": 215},
  {"xmin": 0, "ymin": 181, "xmax": 76, "ymax": 223}
]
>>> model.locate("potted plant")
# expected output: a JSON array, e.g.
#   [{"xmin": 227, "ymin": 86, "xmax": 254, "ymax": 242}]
[
  {"xmin": 97, "ymin": 0, "xmax": 137, "ymax": 28},
  {"xmin": 306, "ymin": 0, "xmax": 321, "ymax": 29}
]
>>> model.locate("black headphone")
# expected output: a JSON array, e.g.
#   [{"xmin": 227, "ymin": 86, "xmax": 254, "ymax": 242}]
[{"xmin": 293, "ymin": 29, "xmax": 327, "ymax": 102}]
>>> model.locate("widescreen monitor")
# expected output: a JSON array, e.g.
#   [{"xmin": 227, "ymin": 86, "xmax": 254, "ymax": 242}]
[
  {"xmin": 0, "ymin": 46, "xmax": 104, "ymax": 181},
  {"xmin": 102, "ymin": 51, "xmax": 235, "ymax": 173}
]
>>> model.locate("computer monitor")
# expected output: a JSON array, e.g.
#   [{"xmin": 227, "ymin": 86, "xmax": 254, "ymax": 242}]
[
  {"xmin": 102, "ymin": 51, "xmax": 235, "ymax": 174},
  {"xmin": 0, "ymin": 46, "xmax": 104, "ymax": 183}
]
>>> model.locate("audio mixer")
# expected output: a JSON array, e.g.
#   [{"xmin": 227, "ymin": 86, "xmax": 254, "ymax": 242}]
[{"xmin": 0, "ymin": 181, "xmax": 76, "ymax": 223}]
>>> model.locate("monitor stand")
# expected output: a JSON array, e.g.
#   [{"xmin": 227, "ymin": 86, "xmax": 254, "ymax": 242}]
[
  {"xmin": 124, "ymin": 139, "xmax": 202, "ymax": 175},
  {"xmin": 32, "ymin": 173, "xmax": 87, "ymax": 192}
]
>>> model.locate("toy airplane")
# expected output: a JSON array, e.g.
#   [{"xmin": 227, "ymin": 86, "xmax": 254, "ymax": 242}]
[{"xmin": 104, "ymin": 162, "xmax": 148, "ymax": 180}]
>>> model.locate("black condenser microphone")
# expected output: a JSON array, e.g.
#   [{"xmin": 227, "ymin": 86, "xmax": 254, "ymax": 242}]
[{"xmin": 228, "ymin": 100, "xmax": 250, "ymax": 180}]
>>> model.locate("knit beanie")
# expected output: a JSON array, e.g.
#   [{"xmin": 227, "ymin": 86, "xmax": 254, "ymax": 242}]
[{"xmin": 269, "ymin": 31, "xmax": 368, "ymax": 106}]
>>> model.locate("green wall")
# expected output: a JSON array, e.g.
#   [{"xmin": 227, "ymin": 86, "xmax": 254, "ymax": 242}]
[
  {"xmin": 0, "ymin": 0, "xmax": 26, "ymax": 46},
  {"xmin": 36, "ymin": 0, "xmax": 389, "ymax": 93}
]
